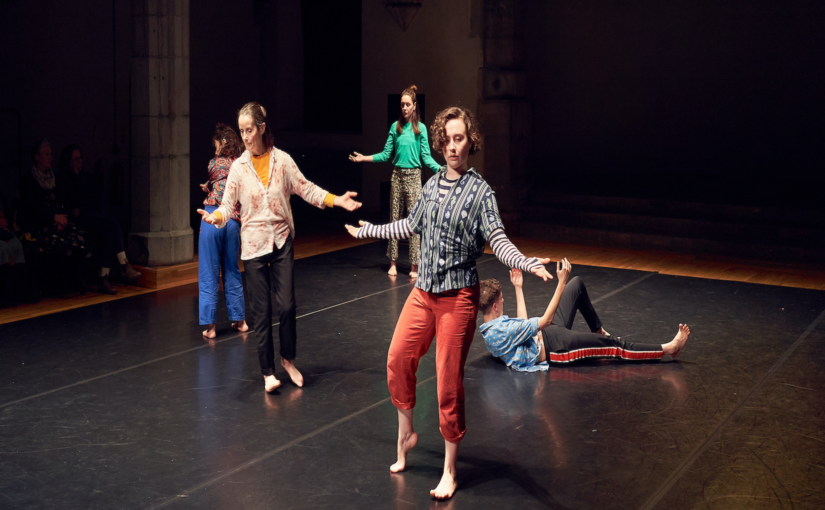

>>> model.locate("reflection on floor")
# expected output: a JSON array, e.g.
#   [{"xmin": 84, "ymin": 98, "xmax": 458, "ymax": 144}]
[{"xmin": 0, "ymin": 242, "xmax": 823, "ymax": 509}]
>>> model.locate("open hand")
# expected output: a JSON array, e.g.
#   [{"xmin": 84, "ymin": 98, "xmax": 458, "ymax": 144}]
[
  {"xmin": 529, "ymin": 258, "xmax": 553, "ymax": 281},
  {"xmin": 556, "ymin": 257, "xmax": 572, "ymax": 285},
  {"xmin": 509, "ymin": 268, "xmax": 523, "ymax": 288},
  {"xmin": 344, "ymin": 220, "xmax": 369, "ymax": 238},
  {"xmin": 348, "ymin": 152, "xmax": 366, "ymax": 163},
  {"xmin": 197, "ymin": 209, "xmax": 218, "ymax": 225},
  {"xmin": 333, "ymin": 191, "xmax": 362, "ymax": 211}
]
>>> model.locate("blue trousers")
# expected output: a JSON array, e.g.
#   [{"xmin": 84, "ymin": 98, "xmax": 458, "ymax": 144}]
[{"xmin": 198, "ymin": 206, "xmax": 245, "ymax": 325}]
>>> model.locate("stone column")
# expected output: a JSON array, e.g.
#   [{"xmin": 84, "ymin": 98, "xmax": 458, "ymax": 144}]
[
  {"xmin": 477, "ymin": 0, "xmax": 530, "ymax": 234},
  {"xmin": 128, "ymin": 0, "xmax": 193, "ymax": 266}
]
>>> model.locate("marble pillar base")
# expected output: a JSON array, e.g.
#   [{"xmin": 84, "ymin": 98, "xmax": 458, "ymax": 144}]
[{"xmin": 127, "ymin": 228, "xmax": 193, "ymax": 266}]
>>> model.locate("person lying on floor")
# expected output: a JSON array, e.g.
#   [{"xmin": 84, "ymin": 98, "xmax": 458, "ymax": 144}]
[{"xmin": 479, "ymin": 262, "xmax": 690, "ymax": 372}]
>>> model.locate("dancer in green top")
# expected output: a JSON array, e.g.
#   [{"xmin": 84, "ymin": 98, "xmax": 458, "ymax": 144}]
[{"xmin": 349, "ymin": 84, "xmax": 440, "ymax": 279}]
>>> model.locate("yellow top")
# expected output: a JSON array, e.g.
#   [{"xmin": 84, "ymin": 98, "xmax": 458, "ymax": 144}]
[
  {"xmin": 251, "ymin": 152, "xmax": 271, "ymax": 187},
  {"xmin": 211, "ymin": 150, "xmax": 335, "ymax": 223}
]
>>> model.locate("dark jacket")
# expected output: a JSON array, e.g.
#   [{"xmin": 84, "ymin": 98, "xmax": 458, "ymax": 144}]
[{"xmin": 18, "ymin": 169, "xmax": 70, "ymax": 234}]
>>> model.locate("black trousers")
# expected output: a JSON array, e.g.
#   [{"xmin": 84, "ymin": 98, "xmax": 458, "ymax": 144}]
[
  {"xmin": 541, "ymin": 277, "xmax": 663, "ymax": 363},
  {"xmin": 245, "ymin": 235, "xmax": 297, "ymax": 376},
  {"xmin": 79, "ymin": 212, "xmax": 125, "ymax": 269}
]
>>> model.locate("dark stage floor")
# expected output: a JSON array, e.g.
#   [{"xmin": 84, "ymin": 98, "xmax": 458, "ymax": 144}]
[{"xmin": 1, "ymin": 243, "xmax": 824, "ymax": 510}]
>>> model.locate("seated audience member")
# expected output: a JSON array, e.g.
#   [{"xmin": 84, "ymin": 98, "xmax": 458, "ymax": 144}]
[
  {"xmin": 479, "ymin": 263, "xmax": 690, "ymax": 372},
  {"xmin": 0, "ymin": 196, "xmax": 27, "ymax": 307},
  {"xmin": 59, "ymin": 144, "xmax": 140, "ymax": 294},
  {"xmin": 18, "ymin": 139, "xmax": 88, "ymax": 295}
]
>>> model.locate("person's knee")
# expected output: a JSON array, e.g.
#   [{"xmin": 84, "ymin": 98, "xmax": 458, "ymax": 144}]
[{"xmin": 569, "ymin": 276, "xmax": 585, "ymax": 290}]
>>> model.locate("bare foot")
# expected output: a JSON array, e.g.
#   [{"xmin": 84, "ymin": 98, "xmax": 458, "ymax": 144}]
[
  {"xmin": 598, "ymin": 327, "xmax": 610, "ymax": 336},
  {"xmin": 409, "ymin": 264, "xmax": 418, "ymax": 279},
  {"xmin": 390, "ymin": 431, "xmax": 418, "ymax": 473},
  {"xmin": 663, "ymin": 324, "xmax": 690, "ymax": 358},
  {"xmin": 264, "ymin": 375, "xmax": 281, "ymax": 393},
  {"xmin": 388, "ymin": 262, "xmax": 398, "ymax": 276},
  {"xmin": 202, "ymin": 324, "xmax": 216, "ymax": 339},
  {"xmin": 281, "ymin": 358, "xmax": 304, "ymax": 387},
  {"xmin": 232, "ymin": 320, "xmax": 249, "ymax": 332},
  {"xmin": 430, "ymin": 469, "xmax": 458, "ymax": 500}
]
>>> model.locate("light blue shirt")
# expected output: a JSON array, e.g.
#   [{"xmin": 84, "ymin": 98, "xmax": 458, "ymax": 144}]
[{"xmin": 479, "ymin": 316, "xmax": 549, "ymax": 372}]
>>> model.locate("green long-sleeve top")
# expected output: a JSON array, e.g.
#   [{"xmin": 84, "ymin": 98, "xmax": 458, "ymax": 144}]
[{"xmin": 371, "ymin": 121, "xmax": 441, "ymax": 172}]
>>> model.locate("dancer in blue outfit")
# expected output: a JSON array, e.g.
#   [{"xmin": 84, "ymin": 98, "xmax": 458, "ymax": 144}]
[{"xmin": 199, "ymin": 123, "xmax": 248, "ymax": 339}]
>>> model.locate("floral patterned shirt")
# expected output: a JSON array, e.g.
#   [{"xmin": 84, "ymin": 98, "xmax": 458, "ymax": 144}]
[
  {"xmin": 479, "ymin": 316, "xmax": 549, "ymax": 372},
  {"xmin": 408, "ymin": 167, "xmax": 505, "ymax": 293},
  {"xmin": 203, "ymin": 157, "xmax": 241, "ymax": 221},
  {"xmin": 213, "ymin": 147, "xmax": 329, "ymax": 260}
]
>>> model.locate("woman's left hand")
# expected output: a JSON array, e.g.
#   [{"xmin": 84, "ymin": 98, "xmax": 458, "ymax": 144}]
[
  {"xmin": 333, "ymin": 192, "xmax": 362, "ymax": 211},
  {"xmin": 200, "ymin": 182, "xmax": 209, "ymax": 192},
  {"xmin": 530, "ymin": 258, "xmax": 554, "ymax": 281}
]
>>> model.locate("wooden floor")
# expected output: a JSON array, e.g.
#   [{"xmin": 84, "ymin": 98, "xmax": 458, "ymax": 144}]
[
  {"xmin": 3, "ymin": 234, "xmax": 824, "ymax": 326},
  {"xmin": 490, "ymin": 237, "xmax": 825, "ymax": 290},
  {"xmin": 0, "ymin": 232, "xmax": 376, "ymax": 326}
]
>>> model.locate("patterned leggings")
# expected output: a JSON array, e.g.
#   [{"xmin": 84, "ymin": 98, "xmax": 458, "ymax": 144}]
[{"xmin": 387, "ymin": 167, "xmax": 422, "ymax": 264}]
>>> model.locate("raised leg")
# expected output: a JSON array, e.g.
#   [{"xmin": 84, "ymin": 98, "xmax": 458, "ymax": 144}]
[
  {"xmin": 272, "ymin": 236, "xmax": 301, "ymax": 387},
  {"xmin": 552, "ymin": 276, "xmax": 603, "ymax": 332}
]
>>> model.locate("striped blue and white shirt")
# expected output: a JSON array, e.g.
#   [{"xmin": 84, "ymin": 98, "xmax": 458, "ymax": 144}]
[{"xmin": 358, "ymin": 167, "xmax": 543, "ymax": 293}]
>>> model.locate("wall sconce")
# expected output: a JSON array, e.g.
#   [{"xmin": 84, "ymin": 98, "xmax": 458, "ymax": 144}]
[{"xmin": 384, "ymin": 0, "xmax": 422, "ymax": 32}]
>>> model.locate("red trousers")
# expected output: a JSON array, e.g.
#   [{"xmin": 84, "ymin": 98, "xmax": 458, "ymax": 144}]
[{"xmin": 387, "ymin": 285, "xmax": 480, "ymax": 443}]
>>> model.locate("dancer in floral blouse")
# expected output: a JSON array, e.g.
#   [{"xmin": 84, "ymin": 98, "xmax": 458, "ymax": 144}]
[
  {"xmin": 199, "ymin": 102, "xmax": 361, "ymax": 392},
  {"xmin": 346, "ymin": 106, "xmax": 552, "ymax": 500}
]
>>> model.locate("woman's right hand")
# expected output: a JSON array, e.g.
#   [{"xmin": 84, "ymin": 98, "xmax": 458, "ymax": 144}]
[
  {"xmin": 54, "ymin": 214, "xmax": 68, "ymax": 229},
  {"xmin": 197, "ymin": 209, "xmax": 218, "ymax": 225},
  {"xmin": 344, "ymin": 220, "xmax": 368, "ymax": 238},
  {"xmin": 348, "ymin": 152, "xmax": 365, "ymax": 163},
  {"xmin": 556, "ymin": 257, "xmax": 572, "ymax": 285},
  {"xmin": 199, "ymin": 182, "xmax": 210, "ymax": 192}
]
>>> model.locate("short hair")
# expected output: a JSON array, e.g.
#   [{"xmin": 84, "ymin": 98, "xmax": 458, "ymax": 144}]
[
  {"xmin": 237, "ymin": 101, "xmax": 274, "ymax": 150},
  {"xmin": 479, "ymin": 278, "xmax": 502, "ymax": 313},
  {"xmin": 430, "ymin": 106, "xmax": 482, "ymax": 155}
]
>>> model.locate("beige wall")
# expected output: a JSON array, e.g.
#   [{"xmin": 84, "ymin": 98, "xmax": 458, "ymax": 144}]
[{"xmin": 359, "ymin": 0, "xmax": 483, "ymax": 213}]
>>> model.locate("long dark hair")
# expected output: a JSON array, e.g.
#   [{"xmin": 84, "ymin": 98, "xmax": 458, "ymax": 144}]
[
  {"xmin": 59, "ymin": 143, "xmax": 82, "ymax": 173},
  {"xmin": 396, "ymin": 85, "xmax": 421, "ymax": 135},
  {"xmin": 212, "ymin": 123, "xmax": 243, "ymax": 159}
]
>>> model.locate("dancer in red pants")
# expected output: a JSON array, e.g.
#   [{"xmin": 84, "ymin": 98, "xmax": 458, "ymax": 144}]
[{"xmin": 347, "ymin": 106, "xmax": 552, "ymax": 500}]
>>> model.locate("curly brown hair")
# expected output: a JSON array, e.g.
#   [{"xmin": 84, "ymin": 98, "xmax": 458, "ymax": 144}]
[
  {"xmin": 430, "ymin": 106, "xmax": 482, "ymax": 156},
  {"xmin": 479, "ymin": 278, "xmax": 502, "ymax": 313},
  {"xmin": 213, "ymin": 123, "xmax": 243, "ymax": 159}
]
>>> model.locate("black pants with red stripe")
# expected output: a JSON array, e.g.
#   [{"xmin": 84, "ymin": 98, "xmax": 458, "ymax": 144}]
[{"xmin": 541, "ymin": 277, "xmax": 663, "ymax": 363}]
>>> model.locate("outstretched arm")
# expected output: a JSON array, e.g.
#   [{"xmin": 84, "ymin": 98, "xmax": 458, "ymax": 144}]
[
  {"xmin": 510, "ymin": 269, "xmax": 529, "ymax": 320},
  {"xmin": 419, "ymin": 128, "xmax": 441, "ymax": 173},
  {"xmin": 345, "ymin": 218, "xmax": 413, "ymax": 240},
  {"xmin": 197, "ymin": 164, "xmax": 240, "ymax": 228},
  {"xmin": 488, "ymin": 229, "xmax": 553, "ymax": 280},
  {"xmin": 351, "ymin": 128, "xmax": 394, "ymax": 164},
  {"xmin": 537, "ymin": 258, "xmax": 572, "ymax": 330}
]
